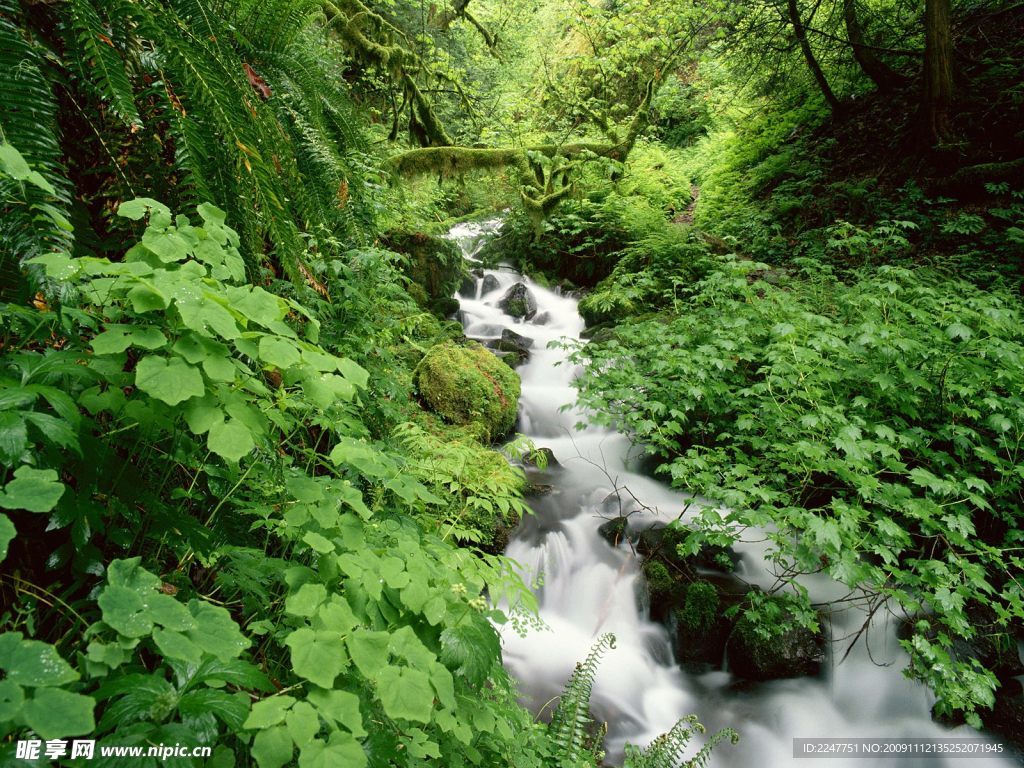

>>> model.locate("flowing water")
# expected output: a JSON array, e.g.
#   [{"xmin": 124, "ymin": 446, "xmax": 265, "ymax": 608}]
[{"xmin": 448, "ymin": 219, "xmax": 1017, "ymax": 767}]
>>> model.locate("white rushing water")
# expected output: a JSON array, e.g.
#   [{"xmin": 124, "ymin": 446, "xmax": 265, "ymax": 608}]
[{"xmin": 447, "ymin": 219, "xmax": 1017, "ymax": 767}]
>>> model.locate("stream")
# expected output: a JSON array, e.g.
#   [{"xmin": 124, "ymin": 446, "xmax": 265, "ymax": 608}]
[{"xmin": 447, "ymin": 219, "xmax": 1017, "ymax": 767}]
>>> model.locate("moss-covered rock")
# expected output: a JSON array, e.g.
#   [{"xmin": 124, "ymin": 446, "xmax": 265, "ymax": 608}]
[
  {"xmin": 381, "ymin": 230, "xmax": 465, "ymax": 317},
  {"xmin": 414, "ymin": 341, "xmax": 520, "ymax": 439},
  {"xmin": 499, "ymin": 282, "xmax": 537, "ymax": 319},
  {"xmin": 672, "ymin": 581, "xmax": 734, "ymax": 669},
  {"xmin": 727, "ymin": 604, "xmax": 825, "ymax": 681}
]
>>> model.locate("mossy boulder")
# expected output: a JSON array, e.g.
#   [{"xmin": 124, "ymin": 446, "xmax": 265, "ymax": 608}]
[
  {"xmin": 381, "ymin": 231, "xmax": 465, "ymax": 317},
  {"xmin": 499, "ymin": 283, "xmax": 537, "ymax": 319},
  {"xmin": 643, "ymin": 559, "xmax": 686, "ymax": 621},
  {"xmin": 414, "ymin": 341, "xmax": 520, "ymax": 439}
]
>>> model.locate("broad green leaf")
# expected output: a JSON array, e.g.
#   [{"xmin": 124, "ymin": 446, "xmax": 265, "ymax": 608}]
[
  {"xmin": 92, "ymin": 325, "xmax": 167, "ymax": 355},
  {"xmin": 98, "ymin": 585, "xmax": 152, "ymax": 638},
  {"xmin": 336, "ymin": 358, "xmax": 369, "ymax": 389},
  {"xmin": 259, "ymin": 337, "xmax": 301, "ymax": 369},
  {"xmin": 22, "ymin": 687, "xmax": 95, "ymax": 739},
  {"xmin": 117, "ymin": 198, "xmax": 171, "ymax": 221},
  {"xmin": 107, "ymin": 557, "xmax": 161, "ymax": 592},
  {"xmin": 244, "ymin": 696, "xmax": 296, "ymax": 729},
  {"xmin": 152, "ymin": 628, "xmax": 203, "ymax": 663},
  {"xmin": 302, "ymin": 531, "xmax": 334, "ymax": 554},
  {"xmin": 307, "ymin": 688, "xmax": 365, "ymax": 737},
  {"xmin": 0, "ymin": 635, "xmax": 78, "ymax": 687},
  {"xmin": 208, "ymin": 418, "xmax": 255, "ymax": 462},
  {"xmin": 346, "ymin": 631, "xmax": 390, "ymax": 678},
  {"xmin": 252, "ymin": 725, "xmax": 293, "ymax": 768},
  {"xmin": 285, "ymin": 701, "xmax": 320, "ymax": 744},
  {"xmin": 297, "ymin": 732, "xmax": 366, "ymax": 768},
  {"xmin": 135, "ymin": 356, "xmax": 206, "ymax": 406},
  {"xmin": 284, "ymin": 584, "xmax": 326, "ymax": 617},
  {"xmin": 184, "ymin": 399, "xmax": 224, "ymax": 435},
  {"xmin": 0, "ymin": 467, "xmax": 64, "ymax": 513},
  {"xmin": 0, "ymin": 514, "xmax": 14, "ymax": 562},
  {"xmin": 186, "ymin": 601, "xmax": 249, "ymax": 660},
  {"xmin": 285, "ymin": 629, "xmax": 347, "ymax": 689},
  {"xmin": 0, "ymin": 143, "xmax": 32, "ymax": 179},
  {"xmin": 376, "ymin": 666, "xmax": 433, "ymax": 723},
  {"xmin": 0, "ymin": 679, "xmax": 24, "ymax": 720}
]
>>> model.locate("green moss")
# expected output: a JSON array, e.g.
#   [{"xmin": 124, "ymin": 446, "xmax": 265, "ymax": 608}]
[
  {"xmin": 505, "ymin": 298, "xmax": 529, "ymax": 318},
  {"xmin": 414, "ymin": 341, "xmax": 520, "ymax": 439},
  {"xmin": 643, "ymin": 560, "xmax": 675, "ymax": 599},
  {"xmin": 676, "ymin": 581, "xmax": 719, "ymax": 634}
]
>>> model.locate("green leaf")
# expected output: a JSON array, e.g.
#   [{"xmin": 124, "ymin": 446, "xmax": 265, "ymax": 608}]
[
  {"xmin": 92, "ymin": 325, "xmax": 167, "ymax": 355},
  {"xmin": 208, "ymin": 418, "xmax": 255, "ymax": 462},
  {"xmin": 297, "ymin": 732, "xmax": 366, "ymax": 768},
  {"xmin": 302, "ymin": 531, "xmax": 335, "ymax": 554},
  {"xmin": 152, "ymin": 628, "xmax": 203, "ymax": 663},
  {"xmin": 117, "ymin": 198, "xmax": 171, "ymax": 221},
  {"xmin": 286, "ymin": 701, "xmax": 320, "ymax": 744},
  {"xmin": 376, "ymin": 666, "xmax": 433, "ymax": 723},
  {"xmin": 307, "ymin": 688, "xmax": 365, "ymax": 737},
  {"xmin": 108, "ymin": 557, "xmax": 161, "ymax": 592},
  {"xmin": 244, "ymin": 696, "xmax": 296, "ymax": 729},
  {"xmin": 0, "ymin": 143, "xmax": 32, "ymax": 179},
  {"xmin": 259, "ymin": 337, "xmax": 301, "ymax": 369},
  {"xmin": 252, "ymin": 726, "xmax": 293, "ymax": 768},
  {"xmin": 184, "ymin": 399, "xmax": 223, "ymax": 435},
  {"xmin": 347, "ymin": 631, "xmax": 390, "ymax": 678},
  {"xmin": 21, "ymin": 687, "xmax": 95, "ymax": 739},
  {"xmin": 336, "ymin": 358, "xmax": 369, "ymax": 389},
  {"xmin": 186, "ymin": 601, "xmax": 249, "ymax": 660},
  {"xmin": 285, "ymin": 629, "xmax": 347, "ymax": 689},
  {"xmin": 178, "ymin": 689, "xmax": 249, "ymax": 729},
  {"xmin": 98, "ymin": 585, "xmax": 153, "ymax": 638},
  {"xmin": 0, "ymin": 679, "xmax": 24, "ymax": 720},
  {"xmin": 0, "ymin": 467, "xmax": 64, "ymax": 513},
  {"xmin": 284, "ymin": 584, "xmax": 326, "ymax": 618},
  {"xmin": 0, "ymin": 634, "xmax": 77, "ymax": 688},
  {"xmin": 0, "ymin": 411, "xmax": 28, "ymax": 465},
  {"xmin": 0, "ymin": 513, "xmax": 14, "ymax": 563},
  {"xmin": 135, "ymin": 356, "xmax": 206, "ymax": 406}
]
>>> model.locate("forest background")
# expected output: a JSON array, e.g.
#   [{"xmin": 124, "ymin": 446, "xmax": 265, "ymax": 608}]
[{"xmin": 0, "ymin": 0, "xmax": 1022, "ymax": 765}]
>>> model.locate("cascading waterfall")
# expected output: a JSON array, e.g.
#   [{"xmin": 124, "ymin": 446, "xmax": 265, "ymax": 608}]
[{"xmin": 447, "ymin": 219, "xmax": 1016, "ymax": 767}]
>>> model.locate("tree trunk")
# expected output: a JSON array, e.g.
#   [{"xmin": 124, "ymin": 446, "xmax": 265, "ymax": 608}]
[
  {"xmin": 923, "ymin": 0, "xmax": 954, "ymax": 143},
  {"xmin": 842, "ymin": 0, "xmax": 907, "ymax": 91},
  {"xmin": 787, "ymin": 0, "xmax": 842, "ymax": 113}
]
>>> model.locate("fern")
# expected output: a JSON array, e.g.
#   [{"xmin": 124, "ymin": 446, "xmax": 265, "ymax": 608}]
[
  {"xmin": 549, "ymin": 634, "xmax": 738, "ymax": 768},
  {"xmin": 0, "ymin": 0, "xmax": 73, "ymax": 296},
  {"xmin": 549, "ymin": 633, "xmax": 616, "ymax": 765},
  {"xmin": 64, "ymin": 0, "xmax": 142, "ymax": 127}
]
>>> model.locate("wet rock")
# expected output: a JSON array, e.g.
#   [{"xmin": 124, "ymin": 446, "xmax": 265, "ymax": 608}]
[
  {"xmin": 481, "ymin": 274, "xmax": 501, "ymax": 294},
  {"xmin": 672, "ymin": 581, "xmax": 731, "ymax": 669},
  {"xmin": 523, "ymin": 446, "xmax": 559, "ymax": 469},
  {"xmin": 500, "ymin": 328, "xmax": 534, "ymax": 350},
  {"xmin": 598, "ymin": 517, "xmax": 629, "ymax": 547},
  {"xmin": 459, "ymin": 273, "xmax": 477, "ymax": 298},
  {"xmin": 528, "ymin": 483, "xmax": 555, "ymax": 496},
  {"xmin": 984, "ymin": 679, "xmax": 1024, "ymax": 751},
  {"xmin": 492, "ymin": 328, "xmax": 533, "ymax": 367},
  {"xmin": 726, "ymin": 606, "xmax": 825, "ymax": 681},
  {"xmin": 499, "ymin": 283, "xmax": 537, "ymax": 320}
]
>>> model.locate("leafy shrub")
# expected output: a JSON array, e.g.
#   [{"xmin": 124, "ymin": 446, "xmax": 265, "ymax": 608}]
[{"xmin": 573, "ymin": 259, "xmax": 1024, "ymax": 724}]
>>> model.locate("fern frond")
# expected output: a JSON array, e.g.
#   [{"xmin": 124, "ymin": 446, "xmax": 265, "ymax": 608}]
[
  {"xmin": 549, "ymin": 633, "xmax": 616, "ymax": 765},
  {"xmin": 64, "ymin": 0, "xmax": 141, "ymax": 127},
  {"xmin": 0, "ymin": 0, "xmax": 73, "ymax": 295}
]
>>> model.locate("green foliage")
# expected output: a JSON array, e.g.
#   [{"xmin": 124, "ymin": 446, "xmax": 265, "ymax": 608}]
[
  {"xmin": 676, "ymin": 582, "xmax": 718, "ymax": 635},
  {"xmin": 396, "ymin": 422, "xmax": 530, "ymax": 545},
  {"xmin": 573, "ymin": 260, "xmax": 1024, "ymax": 722}
]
